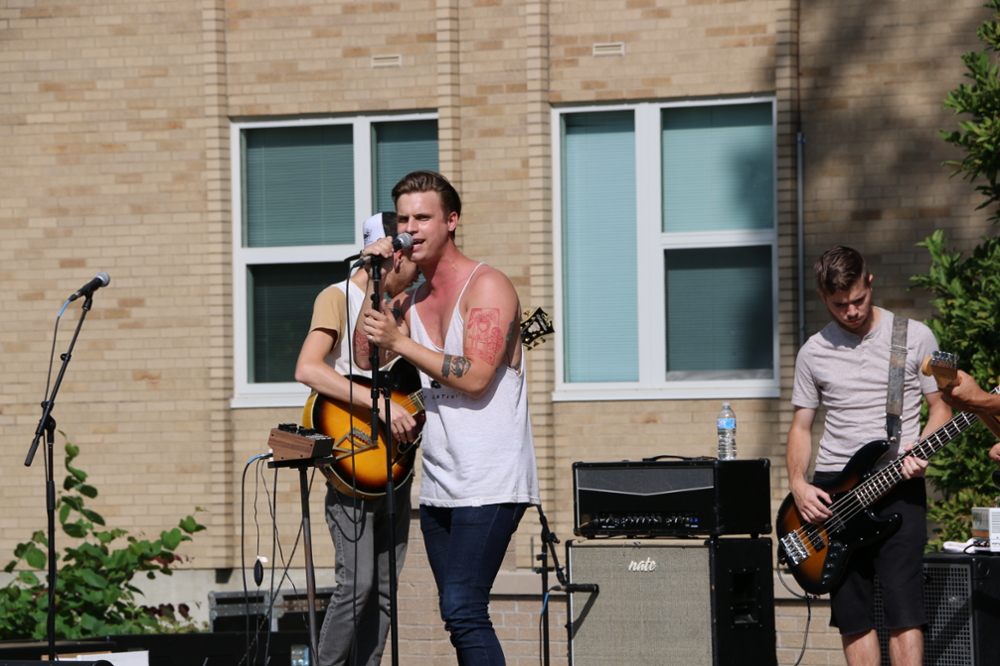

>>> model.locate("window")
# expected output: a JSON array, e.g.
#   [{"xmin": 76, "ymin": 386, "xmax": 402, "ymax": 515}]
[
  {"xmin": 553, "ymin": 99, "xmax": 778, "ymax": 401},
  {"xmin": 231, "ymin": 114, "xmax": 438, "ymax": 407}
]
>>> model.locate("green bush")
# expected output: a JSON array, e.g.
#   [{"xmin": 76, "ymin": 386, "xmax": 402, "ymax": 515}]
[
  {"xmin": 939, "ymin": 0, "xmax": 1000, "ymax": 222},
  {"xmin": 913, "ymin": 234, "xmax": 1000, "ymax": 550},
  {"xmin": 0, "ymin": 439, "xmax": 207, "ymax": 638},
  {"xmin": 919, "ymin": 0, "xmax": 1000, "ymax": 550}
]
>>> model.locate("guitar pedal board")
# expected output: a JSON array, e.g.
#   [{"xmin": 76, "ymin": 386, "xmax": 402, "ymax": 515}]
[{"xmin": 268, "ymin": 423, "xmax": 334, "ymax": 461}]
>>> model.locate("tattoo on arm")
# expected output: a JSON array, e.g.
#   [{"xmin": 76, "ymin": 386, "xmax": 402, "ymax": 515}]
[
  {"xmin": 466, "ymin": 307, "xmax": 505, "ymax": 364},
  {"xmin": 441, "ymin": 354, "xmax": 472, "ymax": 379},
  {"xmin": 354, "ymin": 328, "xmax": 371, "ymax": 357}
]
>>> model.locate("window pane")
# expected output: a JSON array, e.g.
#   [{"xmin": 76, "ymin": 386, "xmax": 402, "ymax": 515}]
[
  {"xmin": 249, "ymin": 262, "xmax": 351, "ymax": 383},
  {"xmin": 664, "ymin": 246, "xmax": 773, "ymax": 380},
  {"xmin": 372, "ymin": 120, "xmax": 439, "ymax": 214},
  {"xmin": 244, "ymin": 125, "xmax": 354, "ymax": 247},
  {"xmin": 562, "ymin": 111, "xmax": 638, "ymax": 382},
  {"xmin": 662, "ymin": 103, "xmax": 773, "ymax": 233}
]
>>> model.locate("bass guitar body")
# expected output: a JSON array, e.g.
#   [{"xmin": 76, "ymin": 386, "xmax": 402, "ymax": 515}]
[
  {"xmin": 302, "ymin": 362, "xmax": 424, "ymax": 500},
  {"xmin": 776, "ymin": 441, "xmax": 902, "ymax": 595}
]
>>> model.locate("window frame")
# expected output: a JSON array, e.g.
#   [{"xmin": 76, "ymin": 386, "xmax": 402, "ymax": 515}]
[
  {"xmin": 230, "ymin": 112, "xmax": 438, "ymax": 408},
  {"xmin": 551, "ymin": 97, "xmax": 780, "ymax": 402}
]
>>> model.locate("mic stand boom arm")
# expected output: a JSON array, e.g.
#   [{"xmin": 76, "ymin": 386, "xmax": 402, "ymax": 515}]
[{"xmin": 25, "ymin": 293, "xmax": 97, "ymax": 662}]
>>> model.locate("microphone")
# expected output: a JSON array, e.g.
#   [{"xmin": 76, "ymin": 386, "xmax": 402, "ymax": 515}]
[
  {"xmin": 68, "ymin": 272, "xmax": 110, "ymax": 301},
  {"xmin": 351, "ymin": 233, "xmax": 413, "ymax": 269}
]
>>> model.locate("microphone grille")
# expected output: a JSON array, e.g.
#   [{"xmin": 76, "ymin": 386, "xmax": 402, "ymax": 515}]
[
  {"xmin": 394, "ymin": 232, "xmax": 414, "ymax": 250},
  {"xmin": 96, "ymin": 272, "xmax": 111, "ymax": 286}
]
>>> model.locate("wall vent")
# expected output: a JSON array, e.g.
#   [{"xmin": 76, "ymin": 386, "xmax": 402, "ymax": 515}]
[
  {"xmin": 593, "ymin": 42, "xmax": 625, "ymax": 57},
  {"xmin": 371, "ymin": 54, "xmax": 402, "ymax": 68}
]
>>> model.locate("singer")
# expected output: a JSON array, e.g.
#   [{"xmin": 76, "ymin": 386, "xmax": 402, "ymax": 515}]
[
  {"xmin": 294, "ymin": 212, "xmax": 420, "ymax": 666},
  {"xmin": 357, "ymin": 171, "xmax": 539, "ymax": 666}
]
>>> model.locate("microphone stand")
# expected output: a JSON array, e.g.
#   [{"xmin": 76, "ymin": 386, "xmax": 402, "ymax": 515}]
[
  {"xmin": 533, "ymin": 506, "xmax": 562, "ymax": 666},
  {"xmin": 367, "ymin": 263, "xmax": 401, "ymax": 666},
  {"xmin": 25, "ymin": 293, "xmax": 97, "ymax": 662}
]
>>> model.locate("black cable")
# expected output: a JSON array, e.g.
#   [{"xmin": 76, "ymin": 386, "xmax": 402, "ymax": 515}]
[
  {"xmin": 776, "ymin": 565, "xmax": 813, "ymax": 666},
  {"xmin": 238, "ymin": 454, "xmax": 272, "ymax": 666}
]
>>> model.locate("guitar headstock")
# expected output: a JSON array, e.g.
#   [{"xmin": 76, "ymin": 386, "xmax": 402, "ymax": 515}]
[
  {"xmin": 520, "ymin": 307, "xmax": 554, "ymax": 350},
  {"xmin": 921, "ymin": 351, "xmax": 959, "ymax": 390}
]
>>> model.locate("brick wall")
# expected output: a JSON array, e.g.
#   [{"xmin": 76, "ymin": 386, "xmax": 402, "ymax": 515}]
[{"xmin": 1, "ymin": 0, "xmax": 994, "ymax": 662}]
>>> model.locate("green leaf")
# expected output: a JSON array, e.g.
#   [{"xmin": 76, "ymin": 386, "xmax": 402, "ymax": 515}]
[
  {"xmin": 82, "ymin": 508, "xmax": 106, "ymax": 526},
  {"xmin": 179, "ymin": 516, "xmax": 206, "ymax": 534},
  {"xmin": 161, "ymin": 528, "xmax": 184, "ymax": 551},
  {"xmin": 63, "ymin": 522, "xmax": 89, "ymax": 539},
  {"xmin": 80, "ymin": 569, "xmax": 109, "ymax": 590},
  {"xmin": 24, "ymin": 546, "xmax": 47, "ymax": 570},
  {"xmin": 18, "ymin": 571, "xmax": 40, "ymax": 586}
]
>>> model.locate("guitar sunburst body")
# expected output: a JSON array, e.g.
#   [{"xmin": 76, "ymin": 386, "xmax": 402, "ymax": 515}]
[
  {"xmin": 302, "ymin": 362, "xmax": 424, "ymax": 500},
  {"xmin": 775, "ymin": 441, "xmax": 901, "ymax": 595},
  {"xmin": 299, "ymin": 307, "xmax": 554, "ymax": 500}
]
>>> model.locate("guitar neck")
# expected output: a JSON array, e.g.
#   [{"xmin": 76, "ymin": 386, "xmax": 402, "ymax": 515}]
[{"xmin": 840, "ymin": 386, "xmax": 1000, "ymax": 511}]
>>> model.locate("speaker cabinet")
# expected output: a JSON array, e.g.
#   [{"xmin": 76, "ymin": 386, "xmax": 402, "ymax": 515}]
[
  {"xmin": 873, "ymin": 552, "xmax": 1000, "ymax": 665},
  {"xmin": 566, "ymin": 538, "xmax": 776, "ymax": 666}
]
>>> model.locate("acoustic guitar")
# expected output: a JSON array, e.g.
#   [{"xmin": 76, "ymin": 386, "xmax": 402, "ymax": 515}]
[{"xmin": 303, "ymin": 307, "xmax": 555, "ymax": 499}]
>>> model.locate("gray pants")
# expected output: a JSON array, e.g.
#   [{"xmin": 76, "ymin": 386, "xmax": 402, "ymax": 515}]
[{"xmin": 317, "ymin": 480, "xmax": 411, "ymax": 666}]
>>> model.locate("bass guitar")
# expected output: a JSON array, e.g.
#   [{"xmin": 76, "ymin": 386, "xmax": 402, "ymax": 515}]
[
  {"xmin": 776, "ymin": 351, "xmax": 1000, "ymax": 595},
  {"xmin": 303, "ymin": 307, "xmax": 555, "ymax": 499}
]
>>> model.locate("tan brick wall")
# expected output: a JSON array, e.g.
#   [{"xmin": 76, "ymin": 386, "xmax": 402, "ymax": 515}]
[{"xmin": 1, "ymin": 0, "xmax": 995, "ymax": 662}]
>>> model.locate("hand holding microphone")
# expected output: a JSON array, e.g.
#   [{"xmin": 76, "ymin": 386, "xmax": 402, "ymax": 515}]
[{"xmin": 351, "ymin": 233, "xmax": 413, "ymax": 269}]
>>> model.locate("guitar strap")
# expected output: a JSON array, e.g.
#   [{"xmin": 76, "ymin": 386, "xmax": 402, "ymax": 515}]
[{"xmin": 885, "ymin": 314, "xmax": 908, "ymax": 444}]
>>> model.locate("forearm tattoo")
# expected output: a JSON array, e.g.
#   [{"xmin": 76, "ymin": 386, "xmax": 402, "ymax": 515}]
[
  {"xmin": 354, "ymin": 327, "xmax": 371, "ymax": 357},
  {"xmin": 441, "ymin": 354, "xmax": 472, "ymax": 378}
]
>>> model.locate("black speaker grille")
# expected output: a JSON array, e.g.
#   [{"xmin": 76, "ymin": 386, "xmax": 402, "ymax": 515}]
[{"xmin": 874, "ymin": 562, "xmax": 974, "ymax": 666}]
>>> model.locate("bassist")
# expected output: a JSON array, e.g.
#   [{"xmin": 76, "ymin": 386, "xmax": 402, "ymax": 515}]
[{"xmin": 786, "ymin": 246, "xmax": 951, "ymax": 666}]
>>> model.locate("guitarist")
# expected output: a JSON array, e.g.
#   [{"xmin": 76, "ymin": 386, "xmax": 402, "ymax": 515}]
[
  {"xmin": 786, "ymin": 246, "xmax": 951, "ymax": 666},
  {"xmin": 294, "ymin": 212, "xmax": 420, "ymax": 666}
]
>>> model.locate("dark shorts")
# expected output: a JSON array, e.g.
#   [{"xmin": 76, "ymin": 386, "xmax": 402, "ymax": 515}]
[{"xmin": 812, "ymin": 473, "xmax": 927, "ymax": 636}]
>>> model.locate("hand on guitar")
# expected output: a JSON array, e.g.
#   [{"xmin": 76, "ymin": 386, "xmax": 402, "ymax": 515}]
[
  {"xmin": 939, "ymin": 369, "xmax": 999, "ymax": 414},
  {"xmin": 388, "ymin": 397, "xmax": 419, "ymax": 443},
  {"xmin": 790, "ymin": 477, "xmax": 833, "ymax": 525},
  {"xmin": 900, "ymin": 443, "xmax": 929, "ymax": 479}
]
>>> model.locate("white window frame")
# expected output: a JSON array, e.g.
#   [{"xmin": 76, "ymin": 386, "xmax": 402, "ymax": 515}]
[
  {"xmin": 551, "ymin": 97, "xmax": 780, "ymax": 402},
  {"xmin": 230, "ymin": 112, "xmax": 438, "ymax": 408}
]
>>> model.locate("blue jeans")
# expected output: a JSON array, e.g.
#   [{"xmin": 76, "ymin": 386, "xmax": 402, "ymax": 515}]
[{"xmin": 419, "ymin": 503, "xmax": 529, "ymax": 666}]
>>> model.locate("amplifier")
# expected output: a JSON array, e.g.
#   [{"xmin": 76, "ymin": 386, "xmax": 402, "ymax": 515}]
[
  {"xmin": 573, "ymin": 458, "xmax": 771, "ymax": 538},
  {"xmin": 566, "ymin": 538, "xmax": 776, "ymax": 665}
]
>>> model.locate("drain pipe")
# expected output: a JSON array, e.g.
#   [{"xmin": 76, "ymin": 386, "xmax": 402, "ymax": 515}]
[{"xmin": 797, "ymin": 131, "xmax": 807, "ymax": 347}]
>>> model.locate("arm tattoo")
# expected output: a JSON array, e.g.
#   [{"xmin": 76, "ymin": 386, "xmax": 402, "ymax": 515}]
[
  {"xmin": 441, "ymin": 354, "xmax": 472, "ymax": 379},
  {"xmin": 354, "ymin": 327, "xmax": 371, "ymax": 357},
  {"xmin": 466, "ymin": 307, "xmax": 505, "ymax": 364}
]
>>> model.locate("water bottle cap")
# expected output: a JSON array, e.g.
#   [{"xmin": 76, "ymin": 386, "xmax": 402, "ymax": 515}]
[{"xmin": 722, "ymin": 402, "xmax": 730, "ymax": 408}]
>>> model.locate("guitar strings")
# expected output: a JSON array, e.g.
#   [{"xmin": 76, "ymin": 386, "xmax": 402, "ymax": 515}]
[{"xmin": 787, "ymin": 399, "xmax": 994, "ymax": 558}]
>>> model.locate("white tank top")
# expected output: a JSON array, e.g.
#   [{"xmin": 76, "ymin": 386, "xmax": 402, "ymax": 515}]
[{"xmin": 408, "ymin": 265, "xmax": 539, "ymax": 507}]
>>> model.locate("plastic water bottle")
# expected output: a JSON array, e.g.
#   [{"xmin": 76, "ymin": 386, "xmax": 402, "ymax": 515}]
[{"xmin": 717, "ymin": 402, "xmax": 737, "ymax": 460}]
